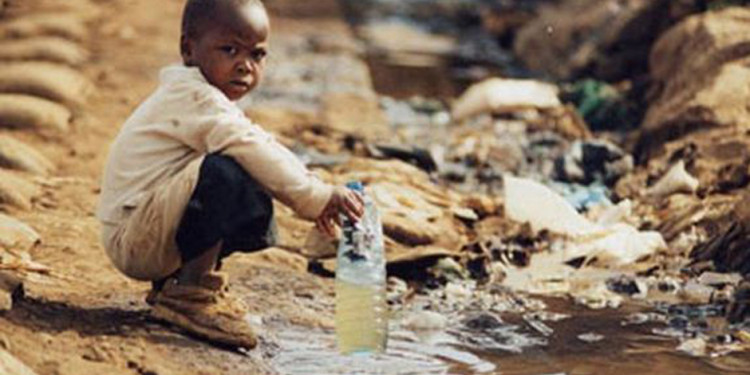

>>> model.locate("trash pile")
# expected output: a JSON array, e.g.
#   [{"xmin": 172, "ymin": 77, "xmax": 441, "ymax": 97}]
[{"xmin": 241, "ymin": 0, "xmax": 750, "ymax": 360}]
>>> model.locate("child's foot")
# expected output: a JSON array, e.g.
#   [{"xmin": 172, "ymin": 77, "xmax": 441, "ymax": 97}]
[{"xmin": 150, "ymin": 278, "xmax": 257, "ymax": 349}]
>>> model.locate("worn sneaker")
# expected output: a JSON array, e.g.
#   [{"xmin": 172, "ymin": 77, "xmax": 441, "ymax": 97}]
[{"xmin": 150, "ymin": 278, "xmax": 257, "ymax": 349}]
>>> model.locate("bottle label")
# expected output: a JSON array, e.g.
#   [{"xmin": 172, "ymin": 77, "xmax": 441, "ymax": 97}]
[{"xmin": 341, "ymin": 217, "xmax": 376, "ymax": 263}]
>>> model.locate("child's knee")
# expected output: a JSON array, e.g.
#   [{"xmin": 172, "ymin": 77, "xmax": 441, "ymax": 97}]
[{"xmin": 202, "ymin": 154, "xmax": 247, "ymax": 186}]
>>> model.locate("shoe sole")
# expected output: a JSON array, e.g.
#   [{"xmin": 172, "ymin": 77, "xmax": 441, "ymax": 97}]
[{"xmin": 151, "ymin": 304, "xmax": 258, "ymax": 349}]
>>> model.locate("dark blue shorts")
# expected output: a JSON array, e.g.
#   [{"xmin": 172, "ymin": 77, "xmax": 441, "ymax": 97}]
[{"xmin": 175, "ymin": 154, "xmax": 277, "ymax": 263}]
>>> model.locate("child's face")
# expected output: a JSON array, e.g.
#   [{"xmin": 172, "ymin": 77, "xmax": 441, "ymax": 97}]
[{"xmin": 182, "ymin": 3, "xmax": 269, "ymax": 101}]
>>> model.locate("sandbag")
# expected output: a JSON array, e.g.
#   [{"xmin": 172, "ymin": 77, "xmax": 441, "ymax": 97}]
[
  {"xmin": 0, "ymin": 94, "xmax": 72, "ymax": 132},
  {"xmin": 0, "ymin": 62, "xmax": 91, "ymax": 106},
  {"xmin": 6, "ymin": 0, "xmax": 100, "ymax": 20},
  {"xmin": 0, "ymin": 347, "xmax": 39, "ymax": 375},
  {"xmin": 0, "ymin": 134, "xmax": 54, "ymax": 175},
  {"xmin": 0, "ymin": 169, "xmax": 38, "ymax": 211},
  {"xmin": 0, "ymin": 37, "xmax": 89, "ymax": 66},
  {"xmin": 0, "ymin": 213, "xmax": 39, "ymax": 252},
  {"xmin": 0, "ymin": 13, "xmax": 87, "ymax": 41}
]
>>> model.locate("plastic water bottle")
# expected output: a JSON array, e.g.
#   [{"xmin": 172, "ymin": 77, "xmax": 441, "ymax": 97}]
[{"xmin": 335, "ymin": 181, "xmax": 388, "ymax": 354}]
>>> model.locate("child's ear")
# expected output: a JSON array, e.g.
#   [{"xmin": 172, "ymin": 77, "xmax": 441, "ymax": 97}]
[{"xmin": 180, "ymin": 35, "xmax": 194, "ymax": 65}]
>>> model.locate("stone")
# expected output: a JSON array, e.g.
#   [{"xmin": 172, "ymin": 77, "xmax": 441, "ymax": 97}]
[
  {"xmin": 637, "ymin": 7, "xmax": 750, "ymax": 159},
  {"xmin": 0, "ymin": 94, "xmax": 72, "ymax": 132},
  {"xmin": 0, "ymin": 134, "xmax": 55, "ymax": 175}
]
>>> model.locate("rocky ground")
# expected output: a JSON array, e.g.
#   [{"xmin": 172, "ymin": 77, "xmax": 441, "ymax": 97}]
[{"xmin": 3, "ymin": 0, "xmax": 750, "ymax": 374}]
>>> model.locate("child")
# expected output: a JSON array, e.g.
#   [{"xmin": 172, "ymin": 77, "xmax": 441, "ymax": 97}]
[{"xmin": 97, "ymin": 0, "xmax": 363, "ymax": 349}]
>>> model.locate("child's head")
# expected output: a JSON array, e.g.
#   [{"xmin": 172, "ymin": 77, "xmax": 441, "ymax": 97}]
[{"xmin": 180, "ymin": 0, "xmax": 269, "ymax": 101}]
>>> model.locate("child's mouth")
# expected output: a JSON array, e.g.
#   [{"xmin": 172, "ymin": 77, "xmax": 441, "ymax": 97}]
[{"xmin": 230, "ymin": 81, "xmax": 250, "ymax": 91}]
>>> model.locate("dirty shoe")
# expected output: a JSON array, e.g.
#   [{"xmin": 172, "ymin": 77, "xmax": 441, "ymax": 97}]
[
  {"xmin": 150, "ymin": 278, "xmax": 257, "ymax": 349},
  {"xmin": 199, "ymin": 271, "xmax": 229, "ymax": 293}
]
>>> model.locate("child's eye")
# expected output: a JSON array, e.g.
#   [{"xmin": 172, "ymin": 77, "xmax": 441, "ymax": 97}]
[
  {"xmin": 220, "ymin": 46, "xmax": 238, "ymax": 56},
  {"xmin": 250, "ymin": 48, "xmax": 267, "ymax": 62}
]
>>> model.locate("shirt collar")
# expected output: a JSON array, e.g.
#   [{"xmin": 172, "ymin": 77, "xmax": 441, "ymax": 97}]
[{"xmin": 159, "ymin": 64, "xmax": 208, "ymax": 85}]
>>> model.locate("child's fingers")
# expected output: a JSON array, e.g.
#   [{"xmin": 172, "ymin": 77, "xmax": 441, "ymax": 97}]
[
  {"xmin": 316, "ymin": 216, "xmax": 335, "ymax": 237},
  {"xmin": 344, "ymin": 192, "xmax": 364, "ymax": 219}
]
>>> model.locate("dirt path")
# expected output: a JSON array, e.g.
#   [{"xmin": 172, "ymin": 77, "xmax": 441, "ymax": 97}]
[{"xmin": 0, "ymin": 0, "xmax": 364, "ymax": 374}]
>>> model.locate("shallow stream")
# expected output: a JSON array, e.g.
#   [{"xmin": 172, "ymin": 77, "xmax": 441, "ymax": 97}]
[{"xmin": 272, "ymin": 299, "xmax": 750, "ymax": 374}]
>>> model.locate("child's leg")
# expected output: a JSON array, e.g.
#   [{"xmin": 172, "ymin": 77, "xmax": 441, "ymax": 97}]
[
  {"xmin": 175, "ymin": 153, "xmax": 275, "ymax": 272},
  {"xmin": 148, "ymin": 154, "xmax": 276, "ymax": 348},
  {"xmin": 177, "ymin": 241, "xmax": 222, "ymax": 285}
]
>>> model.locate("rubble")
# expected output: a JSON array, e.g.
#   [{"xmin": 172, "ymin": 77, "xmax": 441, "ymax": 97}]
[
  {"xmin": 637, "ymin": 7, "xmax": 750, "ymax": 159},
  {"xmin": 513, "ymin": 0, "xmax": 682, "ymax": 81},
  {"xmin": 554, "ymin": 140, "xmax": 633, "ymax": 186}
]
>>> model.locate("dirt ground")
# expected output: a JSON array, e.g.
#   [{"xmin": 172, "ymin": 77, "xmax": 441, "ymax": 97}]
[{"xmin": 0, "ymin": 1, "xmax": 347, "ymax": 374}]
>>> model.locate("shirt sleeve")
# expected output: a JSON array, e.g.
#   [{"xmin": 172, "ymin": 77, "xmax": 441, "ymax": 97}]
[{"xmin": 185, "ymin": 97, "xmax": 333, "ymax": 220}]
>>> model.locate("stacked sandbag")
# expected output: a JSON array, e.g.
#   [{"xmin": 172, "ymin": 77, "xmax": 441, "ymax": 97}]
[{"xmin": 0, "ymin": 1, "xmax": 96, "ymax": 280}]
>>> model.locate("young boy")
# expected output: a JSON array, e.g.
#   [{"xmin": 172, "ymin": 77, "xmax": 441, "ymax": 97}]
[{"xmin": 97, "ymin": 0, "xmax": 363, "ymax": 349}]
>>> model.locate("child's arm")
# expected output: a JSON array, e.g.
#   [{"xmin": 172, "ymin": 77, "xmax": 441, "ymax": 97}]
[{"xmin": 184, "ymin": 103, "xmax": 331, "ymax": 219}]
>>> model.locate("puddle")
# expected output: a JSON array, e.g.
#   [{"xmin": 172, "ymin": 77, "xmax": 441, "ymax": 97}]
[
  {"xmin": 271, "ymin": 298, "xmax": 750, "ymax": 375},
  {"xmin": 273, "ymin": 326, "xmax": 496, "ymax": 374}
]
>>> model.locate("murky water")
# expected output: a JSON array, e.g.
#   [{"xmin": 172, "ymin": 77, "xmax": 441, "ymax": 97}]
[{"xmin": 271, "ymin": 300, "xmax": 750, "ymax": 375}]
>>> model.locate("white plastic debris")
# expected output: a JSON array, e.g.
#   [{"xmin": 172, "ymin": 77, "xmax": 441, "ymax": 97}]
[
  {"xmin": 680, "ymin": 280, "xmax": 714, "ymax": 304},
  {"xmin": 402, "ymin": 310, "xmax": 448, "ymax": 331},
  {"xmin": 577, "ymin": 332, "xmax": 605, "ymax": 343},
  {"xmin": 504, "ymin": 176, "xmax": 666, "ymax": 267},
  {"xmin": 677, "ymin": 338, "xmax": 707, "ymax": 357},
  {"xmin": 452, "ymin": 78, "xmax": 561, "ymax": 121},
  {"xmin": 504, "ymin": 175, "xmax": 592, "ymax": 236},
  {"xmin": 444, "ymin": 281, "xmax": 472, "ymax": 300},
  {"xmin": 645, "ymin": 160, "xmax": 699, "ymax": 198},
  {"xmin": 697, "ymin": 272, "xmax": 742, "ymax": 287}
]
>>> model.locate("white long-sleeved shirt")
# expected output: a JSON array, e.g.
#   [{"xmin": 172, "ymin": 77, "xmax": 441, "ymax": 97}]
[{"xmin": 97, "ymin": 65, "xmax": 333, "ymax": 225}]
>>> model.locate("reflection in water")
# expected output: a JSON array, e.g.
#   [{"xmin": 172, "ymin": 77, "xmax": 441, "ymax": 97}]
[
  {"xmin": 271, "ymin": 299, "xmax": 750, "ymax": 375},
  {"xmin": 273, "ymin": 326, "xmax": 496, "ymax": 375}
]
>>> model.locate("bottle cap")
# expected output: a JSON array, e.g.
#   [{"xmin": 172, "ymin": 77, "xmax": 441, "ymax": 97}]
[{"xmin": 346, "ymin": 181, "xmax": 364, "ymax": 192}]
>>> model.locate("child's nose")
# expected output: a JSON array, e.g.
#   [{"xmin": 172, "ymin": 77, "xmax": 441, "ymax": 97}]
[{"xmin": 236, "ymin": 58, "xmax": 253, "ymax": 75}]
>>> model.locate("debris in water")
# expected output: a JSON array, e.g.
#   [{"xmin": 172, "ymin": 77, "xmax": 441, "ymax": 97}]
[{"xmin": 577, "ymin": 332, "xmax": 605, "ymax": 343}]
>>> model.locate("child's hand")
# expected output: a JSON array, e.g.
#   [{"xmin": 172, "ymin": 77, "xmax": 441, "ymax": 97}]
[{"xmin": 316, "ymin": 186, "xmax": 365, "ymax": 237}]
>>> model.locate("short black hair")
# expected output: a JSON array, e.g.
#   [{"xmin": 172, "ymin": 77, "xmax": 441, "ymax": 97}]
[{"xmin": 181, "ymin": 0, "xmax": 264, "ymax": 38}]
